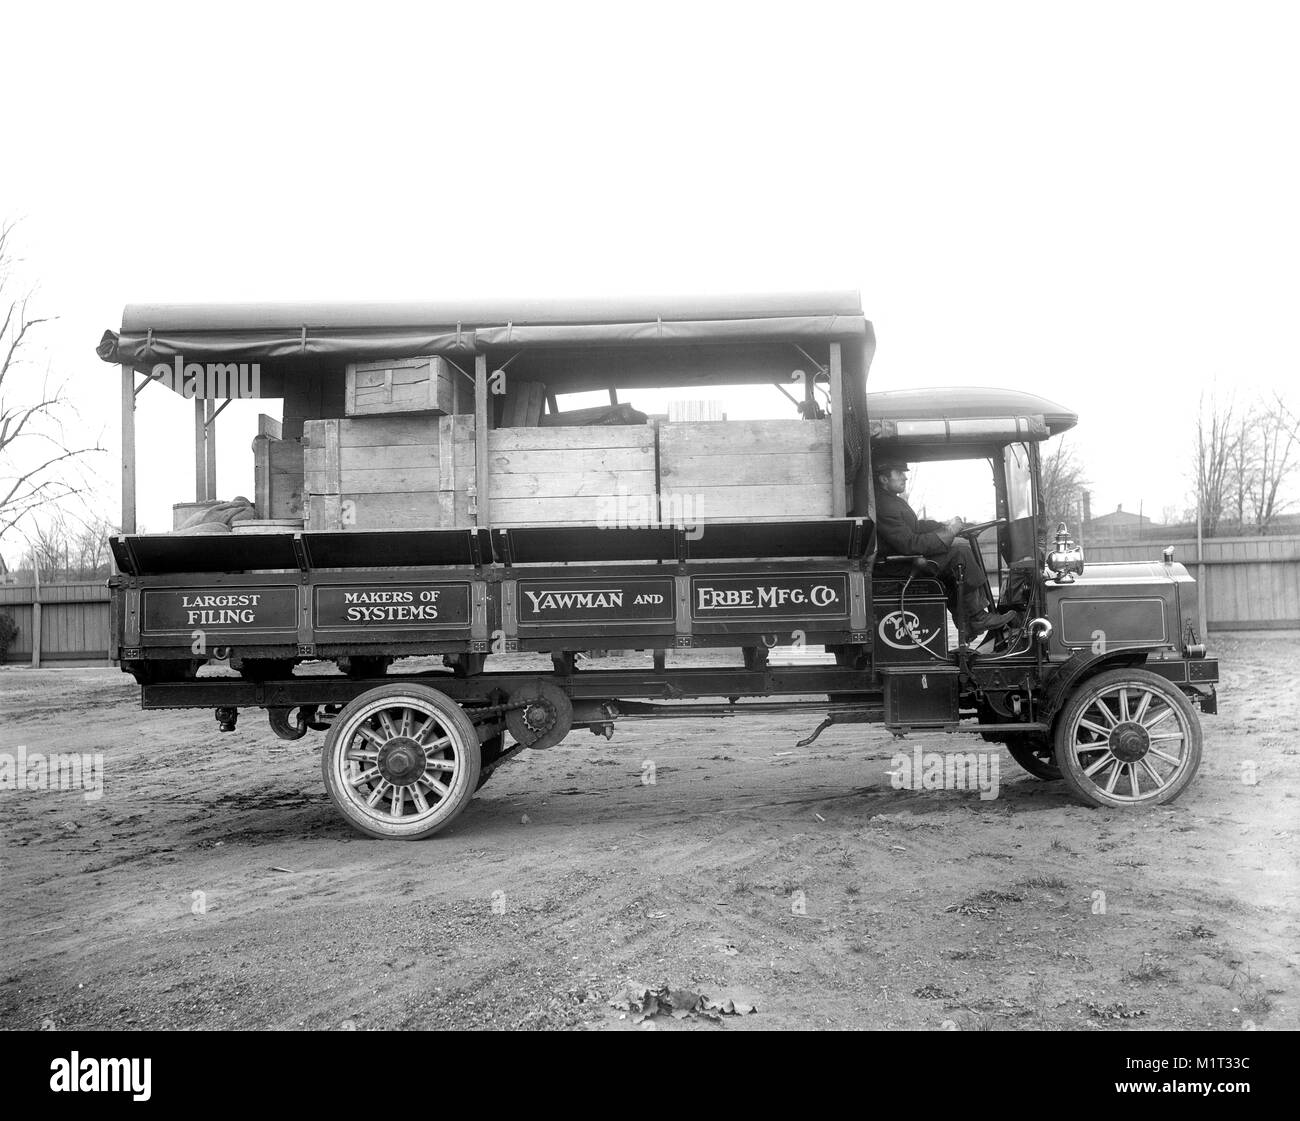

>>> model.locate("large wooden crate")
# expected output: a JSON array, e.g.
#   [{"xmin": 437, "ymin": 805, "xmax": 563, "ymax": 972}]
[
  {"xmin": 303, "ymin": 414, "xmax": 473, "ymax": 530},
  {"xmin": 486, "ymin": 424, "xmax": 656, "ymax": 525},
  {"xmin": 303, "ymin": 415, "xmax": 812, "ymax": 530},
  {"xmin": 345, "ymin": 356, "xmax": 457, "ymax": 417},
  {"xmin": 658, "ymin": 419, "xmax": 832, "ymax": 521}
]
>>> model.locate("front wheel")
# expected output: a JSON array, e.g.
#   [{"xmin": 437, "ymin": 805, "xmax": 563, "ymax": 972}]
[
  {"xmin": 1053, "ymin": 668, "xmax": 1202, "ymax": 808},
  {"xmin": 321, "ymin": 684, "xmax": 481, "ymax": 839}
]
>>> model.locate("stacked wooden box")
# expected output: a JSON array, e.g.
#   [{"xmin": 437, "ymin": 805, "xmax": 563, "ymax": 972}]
[
  {"xmin": 300, "ymin": 351, "xmax": 832, "ymax": 531},
  {"xmin": 304, "ymin": 414, "xmax": 475, "ymax": 530},
  {"xmin": 347, "ymin": 356, "xmax": 458, "ymax": 417},
  {"xmin": 658, "ymin": 418, "xmax": 832, "ymax": 521},
  {"xmin": 303, "ymin": 356, "xmax": 468, "ymax": 531},
  {"xmin": 252, "ymin": 415, "xmax": 304, "ymax": 521}
]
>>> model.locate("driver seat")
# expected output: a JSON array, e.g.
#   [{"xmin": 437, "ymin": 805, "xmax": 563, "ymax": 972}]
[{"xmin": 873, "ymin": 554, "xmax": 941, "ymax": 580}]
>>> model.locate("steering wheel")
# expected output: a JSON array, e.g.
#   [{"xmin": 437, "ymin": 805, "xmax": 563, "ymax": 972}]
[{"xmin": 956, "ymin": 518, "xmax": 1007, "ymax": 540}]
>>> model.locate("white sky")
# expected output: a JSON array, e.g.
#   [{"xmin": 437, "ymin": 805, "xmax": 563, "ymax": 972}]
[{"xmin": 1, "ymin": 0, "xmax": 1296, "ymax": 555}]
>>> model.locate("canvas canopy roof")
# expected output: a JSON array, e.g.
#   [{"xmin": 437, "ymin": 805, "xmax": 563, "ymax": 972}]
[
  {"xmin": 866, "ymin": 387, "xmax": 1078, "ymax": 437},
  {"xmin": 97, "ymin": 292, "xmax": 869, "ymax": 383}
]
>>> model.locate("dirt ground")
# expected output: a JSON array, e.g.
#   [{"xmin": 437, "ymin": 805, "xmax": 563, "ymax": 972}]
[{"xmin": 1, "ymin": 634, "xmax": 1296, "ymax": 1032}]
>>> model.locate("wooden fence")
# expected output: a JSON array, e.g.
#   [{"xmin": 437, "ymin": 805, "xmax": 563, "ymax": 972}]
[
  {"xmin": 0, "ymin": 534, "xmax": 1296, "ymax": 664},
  {"xmin": 1083, "ymin": 534, "xmax": 1300, "ymax": 629},
  {"xmin": 0, "ymin": 581, "xmax": 111, "ymax": 665}
]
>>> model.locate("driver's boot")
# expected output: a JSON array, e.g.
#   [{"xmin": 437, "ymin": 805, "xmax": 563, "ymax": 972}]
[{"xmin": 962, "ymin": 590, "xmax": 1016, "ymax": 643}]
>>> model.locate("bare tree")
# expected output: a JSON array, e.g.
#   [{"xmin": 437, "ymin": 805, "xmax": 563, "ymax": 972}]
[
  {"xmin": 1227, "ymin": 408, "xmax": 1257, "ymax": 531},
  {"xmin": 30, "ymin": 511, "xmax": 70, "ymax": 583},
  {"xmin": 1193, "ymin": 389, "xmax": 1239, "ymax": 537},
  {"xmin": 0, "ymin": 220, "xmax": 106, "ymax": 544},
  {"xmin": 69, "ymin": 511, "xmax": 115, "ymax": 578},
  {"xmin": 21, "ymin": 509, "xmax": 116, "ymax": 582},
  {"xmin": 1248, "ymin": 392, "xmax": 1299, "ymax": 532},
  {"xmin": 1039, "ymin": 437, "xmax": 1089, "ymax": 533}
]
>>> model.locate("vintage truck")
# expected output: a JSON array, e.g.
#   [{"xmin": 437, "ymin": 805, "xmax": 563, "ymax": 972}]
[{"xmin": 96, "ymin": 293, "xmax": 1219, "ymax": 838}]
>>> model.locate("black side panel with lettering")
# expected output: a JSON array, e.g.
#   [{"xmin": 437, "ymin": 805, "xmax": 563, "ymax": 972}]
[
  {"xmin": 690, "ymin": 574, "xmax": 848, "ymax": 619},
  {"xmin": 142, "ymin": 586, "xmax": 298, "ymax": 635},
  {"xmin": 516, "ymin": 578, "xmax": 675, "ymax": 626},
  {"xmin": 314, "ymin": 584, "xmax": 472, "ymax": 630}
]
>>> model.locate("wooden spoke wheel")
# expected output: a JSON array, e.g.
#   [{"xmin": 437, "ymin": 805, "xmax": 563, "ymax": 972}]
[
  {"xmin": 1053, "ymin": 669, "xmax": 1202, "ymax": 808},
  {"xmin": 321, "ymin": 684, "xmax": 481, "ymax": 839}
]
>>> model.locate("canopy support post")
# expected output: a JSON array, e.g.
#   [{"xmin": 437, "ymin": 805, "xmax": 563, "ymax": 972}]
[
  {"xmin": 829, "ymin": 342, "xmax": 846, "ymax": 517},
  {"xmin": 194, "ymin": 397, "xmax": 206, "ymax": 502},
  {"xmin": 121, "ymin": 364, "xmax": 137, "ymax": 533},
  {"xmin": 204, "ymin": 398, "xmax": 218, "ymax": 500},
  {"xmin": 475, "ymin": 354, "xmax": 490, "ymax": 528}
]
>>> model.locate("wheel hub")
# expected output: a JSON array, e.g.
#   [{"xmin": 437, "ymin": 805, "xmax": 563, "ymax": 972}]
[
  {"xmin": 522, "ymin": 701, "xmax": 555, "ymax": 734},
  {"xmin": 377, "ymin": 736, "xmax": 426, "ymax": 785},
  {"xmin": 505, "ymin": 679, "xmax": 574, "ymax": 750},
  {"xmin": 1108, "ymin": 721, "xmax": 1150, "ymax": 763}
]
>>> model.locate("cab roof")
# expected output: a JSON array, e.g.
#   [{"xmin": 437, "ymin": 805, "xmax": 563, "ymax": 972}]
[{"xmin": 867, "ymin": 387, "xmax": 1077, "ymax": 437}]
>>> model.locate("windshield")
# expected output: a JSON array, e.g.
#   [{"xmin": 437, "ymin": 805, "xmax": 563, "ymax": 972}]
[
  {"xmin": 1004, "ymin": 442, "xmax": 1034, "ymax": 521},
  {"xmin": 900, "ymin": 457, "xmax": 996, "ymax": 525}
]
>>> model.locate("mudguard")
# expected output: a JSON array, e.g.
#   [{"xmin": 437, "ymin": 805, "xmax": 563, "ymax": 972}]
[{"xmin": 1037, "ymin": 645, "xmax": 1163, "ymax": 723}]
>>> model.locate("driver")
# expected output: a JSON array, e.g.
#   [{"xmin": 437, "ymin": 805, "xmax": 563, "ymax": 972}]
[{"xmin": 873, "ymin": 459, "xmax": 1015, "ymax": 642}]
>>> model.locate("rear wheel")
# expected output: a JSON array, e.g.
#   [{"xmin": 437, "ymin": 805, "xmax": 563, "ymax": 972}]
[
  {"xmin": 321, "ymin": 684, "xmax": 481, "ymax": 839},
  {"xmin": 1004, "ymin": 733, "xmax": 1061, "ymax": 781},
  {"xmin": 1053, "ymin": 669, "xmax": 1201, "ymax": 808}
]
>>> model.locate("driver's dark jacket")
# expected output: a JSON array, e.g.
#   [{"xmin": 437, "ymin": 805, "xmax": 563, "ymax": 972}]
[{"xmin": 873, "ymin": 486, "xmax": 949, "ymax": 556}]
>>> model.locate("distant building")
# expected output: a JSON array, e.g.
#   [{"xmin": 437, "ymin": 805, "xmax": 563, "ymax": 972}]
[{"xmin": 1086, "ymin": 503, "xmax": 1163, "ymax": 543}]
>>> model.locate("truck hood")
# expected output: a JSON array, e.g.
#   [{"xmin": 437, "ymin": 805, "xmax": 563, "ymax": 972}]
[{"xmin": 1070, "ymin": 560, "xmax": 1194, "ymax": 586}]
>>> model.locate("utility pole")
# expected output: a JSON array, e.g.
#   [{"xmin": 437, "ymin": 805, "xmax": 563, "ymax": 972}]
[
  {"xmin": 1196, "ymin": 479, "xmax": 1207, "ymax": 634},
  {"xmin": 30, "ymin": 545, "xmax": 41, "ymax": 668}
]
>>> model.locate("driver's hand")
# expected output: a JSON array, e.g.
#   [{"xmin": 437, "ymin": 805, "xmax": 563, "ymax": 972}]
[{"xmin": 946, "ymin": 517, "xmax": 964, "ymax": 534}]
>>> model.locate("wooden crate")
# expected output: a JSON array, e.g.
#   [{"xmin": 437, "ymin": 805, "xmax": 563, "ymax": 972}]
[
  {"xmin": 486, "ymin": 424, "xmax": 656, "ymax": 526},
  {"xmin": 304, "ymin": 416, "xmax": 659, "ymax": 530},
  {"xmin": 499, "ymin": 379, "xmax": 546, "ymax": 427},
  {"xmin": 303, "ymin": 414, "xmax": 470, "ymax": 531},
  {"xmin": 346, "ymin": 356, "xmax": 457, "ymax": 417},
  {"xmin": 436, "ymin": 415, "xmax": 477, "ymax": 527},
  {"xmin": 658, "ymin": 418, "xmax": 832, "ymax": 521},
  {"xmin": 252, "ymin": 435, "xmax": 304, "ymax": 519}
]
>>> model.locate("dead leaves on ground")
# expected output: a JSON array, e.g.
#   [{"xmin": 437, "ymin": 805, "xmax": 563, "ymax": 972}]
[{"xmin": 609, "ymin": 984, "xmax": 757, "ymax": 1025}]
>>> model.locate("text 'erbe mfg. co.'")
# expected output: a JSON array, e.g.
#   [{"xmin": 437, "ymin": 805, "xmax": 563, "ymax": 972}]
[{"xmin": 695, "ymin": 584, "xmax": 839, "ymax": 610}]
